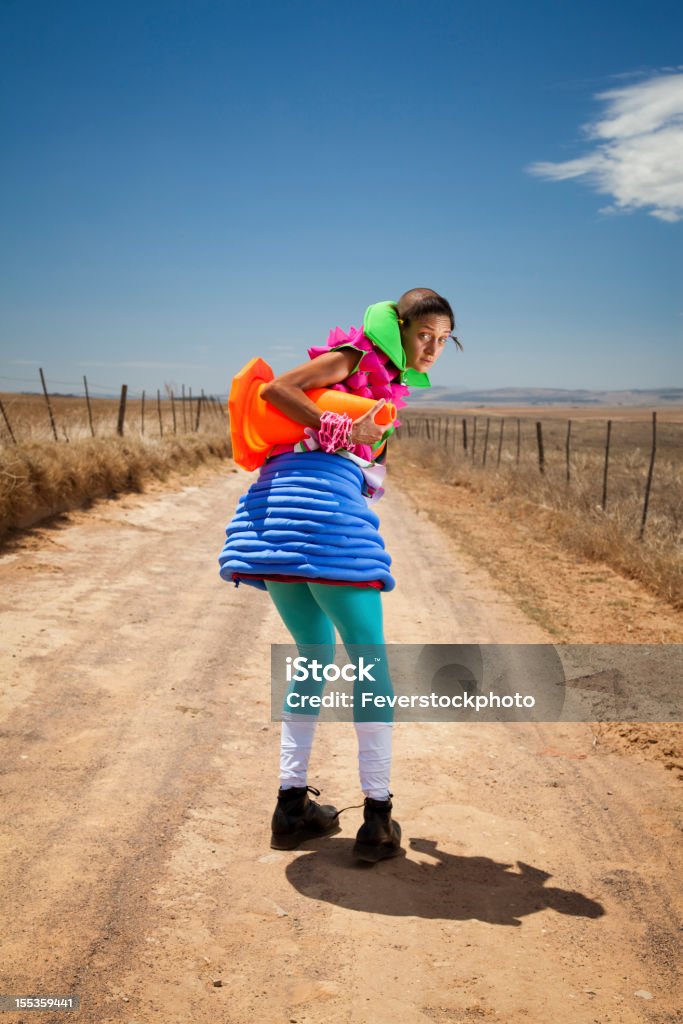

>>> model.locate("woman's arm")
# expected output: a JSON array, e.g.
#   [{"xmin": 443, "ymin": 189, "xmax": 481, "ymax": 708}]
[{"xmin": 261, "ymin": 349, "xmax": 386, "ymax": 446}]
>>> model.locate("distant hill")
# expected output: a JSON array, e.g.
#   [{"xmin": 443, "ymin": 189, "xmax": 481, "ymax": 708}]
[{"xmin": 407, "ymin": 387, "xmax": 683, "ymax": 407}]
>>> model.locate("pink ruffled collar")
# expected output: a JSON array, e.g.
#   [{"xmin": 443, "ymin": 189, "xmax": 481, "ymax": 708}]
[
  {"xmin": 308, "ymin": 325, "xmax": 411, "ymax": 429},
  {"xmin": 267, "ymin": 325, "xmax": 412, "ymax": 471}
]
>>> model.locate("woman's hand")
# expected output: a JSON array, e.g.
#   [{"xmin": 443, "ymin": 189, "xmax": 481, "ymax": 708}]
[{"xmin": 349, "ymin": 398, "xmax": 387, "ymax": 446}]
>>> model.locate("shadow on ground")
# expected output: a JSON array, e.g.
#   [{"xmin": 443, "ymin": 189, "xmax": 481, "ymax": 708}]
[{"xmin": 284, "ymin": 836, "xmax": 605, "ymax": 926}]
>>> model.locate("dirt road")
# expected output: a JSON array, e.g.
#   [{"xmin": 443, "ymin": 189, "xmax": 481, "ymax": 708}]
[{"xmin": 1, "ymin": 466, "xmax": 681, "ymax": 1023}]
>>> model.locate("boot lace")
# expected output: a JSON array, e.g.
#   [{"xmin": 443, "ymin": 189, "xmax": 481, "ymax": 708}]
[
  {"xmin": 281, "ymin": 787, "xmax": 394, "ymax": 819},
  {"xmin": 333, "ymin": 792, "xmax": 394, "ymax": 818},
  {"xmin": 299, "ymin": 786, "xmax": 362, "ymax": 820}
]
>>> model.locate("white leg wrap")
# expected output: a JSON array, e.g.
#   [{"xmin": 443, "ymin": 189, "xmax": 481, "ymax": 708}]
[
  {"xmin": 354, "ymin": 721, "xmax": 393, "ymax": 800},
  {"xmin": 279, "ymin": 714, "xmax": 319, "ymax": 788}
]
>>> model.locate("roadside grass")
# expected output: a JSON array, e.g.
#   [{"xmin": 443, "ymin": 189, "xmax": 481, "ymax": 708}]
[
  {"xmin": 397, "ymin": 428, "xmax": 683, "ymax": 611},
  {"xmin": 0, "ymin": 434, "xmax": 231, "ymax": 536}
]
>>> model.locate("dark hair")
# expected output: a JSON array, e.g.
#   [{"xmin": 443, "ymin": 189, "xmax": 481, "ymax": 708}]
[{"xmin": 396, "ymin": 288, "xmax": 462, "ymax": 350}]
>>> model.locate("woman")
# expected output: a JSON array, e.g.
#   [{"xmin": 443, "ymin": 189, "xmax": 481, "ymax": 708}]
[{"xmin": 219, "ymin": 287, "xmax": 459, "ymax": 863}]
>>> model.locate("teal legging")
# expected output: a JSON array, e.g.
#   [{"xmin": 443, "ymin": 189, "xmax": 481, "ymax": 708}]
[{"xmin": 265, "ymin": 581, "xmax": 394, "ymax": 723}]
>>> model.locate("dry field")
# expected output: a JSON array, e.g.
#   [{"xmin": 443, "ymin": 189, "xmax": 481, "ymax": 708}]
[
  {"xmin": 0, "ymin": 392, "xmax": 231, "ymax": 535},
  {"xmin": 420, "ymin": 404, "xmax": 683, "ymax": 423},
  {"xmin": 0, "ymin": 390, "xmax": 226, "ymax": 443},
  {"xmin": 398, "ymin": 407, "xmax": 683, "ymax": 610}
]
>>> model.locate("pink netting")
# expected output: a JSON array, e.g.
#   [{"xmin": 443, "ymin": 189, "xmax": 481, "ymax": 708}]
[{"xmin": 318, "ymin": 410, "xmax": 353, "ymax": 452}]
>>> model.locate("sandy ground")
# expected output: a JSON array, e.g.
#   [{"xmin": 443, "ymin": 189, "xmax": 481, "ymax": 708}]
[
  {"xmin": 1, "ymin": 462, "xmax": 681, "ymax": 1024},
  {"xmin": 389, "ymin": 453, "xmax": 683, "ymax": 782}
]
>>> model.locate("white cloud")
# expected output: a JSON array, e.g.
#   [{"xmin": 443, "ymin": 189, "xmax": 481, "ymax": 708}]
[{"xmin": 528, "ymin": 69, "xmax": 683, "ymax": 222}]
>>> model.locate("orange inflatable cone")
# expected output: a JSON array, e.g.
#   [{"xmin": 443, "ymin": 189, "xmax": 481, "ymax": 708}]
[{"xmin": 228, "ymin": 357, "xmax": 396, "ymax": 471}]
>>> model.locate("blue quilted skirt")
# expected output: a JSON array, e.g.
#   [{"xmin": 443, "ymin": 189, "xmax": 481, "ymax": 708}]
[{"xmin": 218, "ymin": 451, "xmax": 395, "ymax": 591}]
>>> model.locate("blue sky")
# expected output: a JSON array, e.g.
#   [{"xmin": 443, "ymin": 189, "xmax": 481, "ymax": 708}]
[{"xmin": 1, "ymin": 0, "xmax": 682, "ymax": 398}]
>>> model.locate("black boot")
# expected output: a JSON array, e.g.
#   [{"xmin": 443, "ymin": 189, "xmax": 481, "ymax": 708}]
[
  {"xmin": 270, "ymin": 785, "xmax": 340, "ymax": 850},
  {"xmin": 352, "ymin": 793, "xmax": 403, "ymax": 863}
]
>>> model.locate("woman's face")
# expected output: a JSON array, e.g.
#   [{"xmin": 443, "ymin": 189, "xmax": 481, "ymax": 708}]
[{"xmin": 400, "ymin": 314, "xmax": 453, "ymax": 372}]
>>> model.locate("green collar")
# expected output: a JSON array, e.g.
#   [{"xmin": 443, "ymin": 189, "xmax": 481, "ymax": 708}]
[{"xmin": 362, "ymin": 301, "xmax": 432, "ymax": 387}]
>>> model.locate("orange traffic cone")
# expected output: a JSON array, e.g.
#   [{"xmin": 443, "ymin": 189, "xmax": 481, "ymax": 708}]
[{"xmin": 228, "ymin": 357, "xmax": 396, "ymax": 471}]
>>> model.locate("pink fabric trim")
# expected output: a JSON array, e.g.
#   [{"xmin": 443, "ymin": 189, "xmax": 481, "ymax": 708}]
[
  {"xmin": 309, "ymin": 325, "xmax": 410, "ymax": 459},
  {"xmin": 269, "ymin": 326, "xmax": 409, "ymax": 464}
]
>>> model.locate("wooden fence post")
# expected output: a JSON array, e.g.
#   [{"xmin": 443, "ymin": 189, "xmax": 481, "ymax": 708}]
[
  {"xmin": 444, "ymin": 417, "xmax": 449, "ymax": 449},
  {"xmin": 639, "ymin": 412, "xmax": 657, "ymax": 541},
  {"xmin": 496, "ymin": 418, "xmax": 504, "ymax": 468},
  {"xmin": 181, "ymin": 384, "xmax": 187, "ymax": 431},
  {"xmin": 116, "ymin": 385, "xmax": 127, "ymax": 437},
  {"xmin": 565, "ymin": 419, "xmax": 571, "ymax": 483},
  {"xmin": 157, "ymin": 389, "xmax": 163, "ymax": 436},
  {"xmin": 462, "ymin": 418, "xmax": 467, "ymax": 453},
  {"xmin": 601, "ymin": 419, "xmax": 612, "ymax": 510},
  {"xmin": 141, "ymin": 390, "xmax": 145, "ymax": 435},
  {"xmin": 471, "ymin": 417, "xmax": 477, "ymax": 461},
  {"xmin": 535, "ymin": 421, "xmax": 545, "ymax": 474},
  {"xmin": 171, "ymin": 390, "xmax": 177, "ymax": 434},
  {"xmin": 516, "ymin": 418, "xmax": 521, "ymax": 465},
  {"xmin": 0, "ymin": 398, "xmax": 16, "ymax": 443},
  {"xmin": 39, "ymin": 368, "xmax": 58, "ymax": 441},
  {"xmin": 482, "ymin": 417, "xmax": 490, "ymax": 466},
  {"xmin": 195, "ymin": 390, "xmax": 203, "ymax": 432},
  {"xmin": 83, "ymin": 375, "xmax": 95, "ymax": 437}
]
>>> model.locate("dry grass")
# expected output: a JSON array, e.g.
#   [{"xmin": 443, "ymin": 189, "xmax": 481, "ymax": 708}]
[
  {"xmin": 0, "ymin": 391, "xmax": 232, "ymax": 536},
  {"xmin": 398, "ymin": 410, "xmax": 683, "ymax": 610},
  {"xmin": 0, "ymin": 434, "xmax": 231, "ymax": 538}
]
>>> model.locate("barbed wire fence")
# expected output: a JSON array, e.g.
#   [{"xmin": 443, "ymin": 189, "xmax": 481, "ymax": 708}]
[
  {"xmin": 0, "ymin": 370, "xmax": 227, "ymax": 445},
  {"xmin": 397, "ymin": 411, "xmax": 683, "ymax": 543}
]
